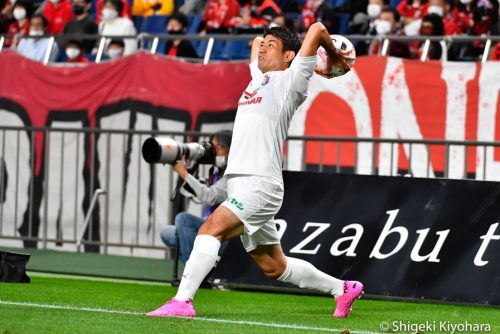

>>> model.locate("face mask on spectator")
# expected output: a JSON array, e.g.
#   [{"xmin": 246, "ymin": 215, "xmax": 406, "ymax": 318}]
[
  {"xmin": 367, "ymin": 4, "xmax": 382, "ymax": 19},
  {"xmin": 404, "ymin": 19, "xmax": 422, "ymax": 36},
  {"xmin": 167, "ymin": 29, "xmax": 183, "ymax": 35},
  {"xmin": 459, "ymin": 0, "xmax": 473, "ymax": 4},
  {"xmin": 107, "ymin": 48, "xmax": 123, "ymax": 59},
  {"xmin": 72, "ymin": 4, "xmax": 85, "ymax": 15},
  {"xmin": 65, "ymin": 47, "xmax": 80, "ymax": 59},
  {"xmin": 375, "ymin": 19, "xmax": 392, "ymax": 35},
  {"xmin": 29, "ymin": 29, "xmax": 43, "ymax": 36},
  {"xmin": 13, "ymin": 7, "xmax": 26, "ymax": 20},
  {"xmin": 215, "ymin": 155, "xmax": 227, "ymax": 168},
  {"xmin": 427, "ymin": 5, "xmax": 444, "ymax": 16},
  {"xmin": 102, "ymin": 8, "xmax": 118, "ymax": 21}
]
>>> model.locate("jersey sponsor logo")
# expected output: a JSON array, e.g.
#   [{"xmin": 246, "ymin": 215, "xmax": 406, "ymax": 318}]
[
  {"xmin": 243, "ymin": 89, "xmax": 259, "ymax": 100},
  {"xmin": 227, "ymin": 197, "xmax": 245, "ymax": 211},
  {"xmin": 238, "ymin": 96, "xmax": 262, "ymax": 106}
]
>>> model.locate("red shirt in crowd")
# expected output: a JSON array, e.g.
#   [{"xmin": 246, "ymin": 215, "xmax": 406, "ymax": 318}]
[
  {"xmin": 95, "ymin": 0, "xmax": 131, "ymax": 24},
  {"xmin": 203, "ymin": 0, "xmax": 240, "ymax": 30},
  {"xmin": 451, "ymin": 7, "xmax": 474, "ymax": 33},
  {"xmin": 491, "ymin": 42, "xmax": 500, "ymax": 60},
  {"xmin": 5, "ymin": 19, "xmax": 30, "ymax": 47},
  {"xmin": 42, "ymin": 0, "xmax": 75, "ymax": 34},
  {"xmin": 397, "ymin": 0, "xmax": 429, "ymax": 20},
  {"xmin": 302, "ymin": 0, "xmax": 323, "ymax": 28},
  {"xmin": 67, "ymin": 54, "xmax": 90, "ymax": 63},
  {"xmin": 443, "ymin": 15, "xmax": 462, "ymax": 35}
]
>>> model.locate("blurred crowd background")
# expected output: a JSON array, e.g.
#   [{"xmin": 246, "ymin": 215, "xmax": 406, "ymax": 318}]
[{"xmin": 0, "ymin": 0, "xmax": 499, "ymax": 63}]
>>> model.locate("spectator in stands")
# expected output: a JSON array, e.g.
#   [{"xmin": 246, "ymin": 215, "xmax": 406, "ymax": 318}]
[
  {"xmin": 231, "ymin": 4, "xmax": 266, "ymax": 33},
  {"xmin": 419, "ymin": 13, "xmax": 445, "ymax": 60},
  {"xmin": 270, "ymin": 14, "xmax": 296, "ymax": 32},
  {"xmin": 99, "ymin": 0, "xmax": 137, "ymax": 55},
  {"xmin": 132, "ymin": 0, "xmax": 174, "ymax": 17},
  {"xmin": 62, "ymin": 0, "xmax": 98, "ymax": 53},
  {"xmin": 427, "ymin": 0, "xmax": 462, "ymax": 35},
  {"xmin": 95, "ymin": 0, "xmax": 131, "ymax": 24},
  {"xmin": 200, "ymin": 0, "xmax": 240, "ymax": 33},
  {"xmin": 64, "ymin": 39, "xmax": 89, "ymax": 62},
  {"xmin": 178, "ymin": 0, "xmax": 206, "ymax": 15},
  {"xmin": 349, "ymin": 0, "xmax": 385, "ymax": 35},
  {"xmin": 451, "ymin": 0, "xmax": 475, "ymax": 33},
  {"xmin": 164, "ymin": 12, "xmax": 199, "ymax": 58},
  {"xmin": 471, "ymin": 0, "xmax": 497, "ymax": 35},
  {"xmin": 1, "ymin": 0, "xmax": 15, "ymax": 33},
  {"xmin": 397, "ymin": 0, "xmax": 429, "ymax": 25},
  {"xmin": 491, "ymin": 42, "xmax": 500, "ymax": 60},
  {"xmin": 160, "ymin": 130, "xmax": 232, "ymax": 265},
  {"xmin": 302, "ymin": 0, "xmax": 337, "ymax": 33},
  {"xmin": 42, "ymin": 0, "xmax": 74, "ymax": 34},
  {"xmin": 106, "ymin": 37, "xmax": 125, "ymax": 59},
  {"xmin": 459, "ymin": 0, "xmax": 499, "ymax": 59},
  {"xmin": 371, "ymin": 7, "xmax": 411, "ymax": 58},
  {"xmin": 250, "ymin": 0, "xmax": 281, "ymax": 23},
  {"xmin": 4, "ymin": 0, "xmax": 33, "ymax": 47},
  {"xmin": 17, "ymin": 13, "xmax": 59, "ymax": 62}
]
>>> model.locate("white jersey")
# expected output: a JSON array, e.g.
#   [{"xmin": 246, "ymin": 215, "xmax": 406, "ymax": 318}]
[{"xmin": 225, "ymin": 54, "xmax": 317, "ymax": 182}]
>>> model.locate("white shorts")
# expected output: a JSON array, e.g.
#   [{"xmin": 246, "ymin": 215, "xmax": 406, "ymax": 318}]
[{"xmin": 221, "ymin": 175, "xmax": 284, "ymax": 252}]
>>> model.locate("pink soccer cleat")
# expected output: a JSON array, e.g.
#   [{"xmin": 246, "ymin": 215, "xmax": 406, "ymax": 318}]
[
  {"xmin": 146, "ymin": 298, "xmax": 196, "ymax": 317},
  {"xmin": 333, "ymin": 280, "xmax": 364, "ymax": 318}
]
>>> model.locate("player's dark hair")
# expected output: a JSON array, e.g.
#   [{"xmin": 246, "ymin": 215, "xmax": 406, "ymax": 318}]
[{"xmin": 263, "ymin": 26, "xmax": 301, "ymax": 55}]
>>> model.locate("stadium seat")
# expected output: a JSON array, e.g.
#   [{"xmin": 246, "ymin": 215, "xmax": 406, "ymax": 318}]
[
  {"xmin": 390, "ymin": 0, "xmax": 403, "ymax": 9},
  {"xmin": 334, "ymin": 13, "xmax": 350, "ymax": 35},
  {"xmin": 219, "ymin": 39, "xmax": 251, "ymax": 60},
  {"xmin": 187, "ymin": 14, "xmax": 202, "ymax": 34},
  {"xmin": 196, "ymin": 38, "xmax": 227, "ymax": 60},
  {"xmin": 325, "ymin": 0, "xmax": 346, "ymax": 8},
  {"xmin": 133, "ymin": 15, "xmax": 144, "ymax": 32},
  {"xmin": 141, "ymin": 15, "xmax": 169, "ymax": 33}
]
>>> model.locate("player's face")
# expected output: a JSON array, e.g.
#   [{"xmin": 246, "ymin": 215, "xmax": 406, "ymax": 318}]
[{"xmin": 258, "ymin": 35, "xmax": 291, "ymax": 73}]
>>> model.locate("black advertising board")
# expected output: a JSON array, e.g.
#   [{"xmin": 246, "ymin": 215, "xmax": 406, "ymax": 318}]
[{"xmin": 213, "ymin": 172, "xmax": 500, "ymax": 305}]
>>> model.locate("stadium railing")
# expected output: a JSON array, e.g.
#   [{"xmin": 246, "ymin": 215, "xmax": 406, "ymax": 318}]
[
  {"xmin": 0, "ymin": 126, "xmax": 498, "ymax": 256},
  {"xmin": 1, "ymin": 33, "xmax": 499, "ymax": 65}
]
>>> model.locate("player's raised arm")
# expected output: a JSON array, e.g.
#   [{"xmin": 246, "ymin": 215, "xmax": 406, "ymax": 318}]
[
  {"xmin": 300, "ymin": 22, "xmax": 350, "ymax": 78},
  {"xmin": 250, "ymin": 36, "xmax": 264, "ymax": 63}
]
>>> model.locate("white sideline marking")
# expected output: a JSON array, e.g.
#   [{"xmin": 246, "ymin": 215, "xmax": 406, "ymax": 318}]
[
  {"xmin": 27, "ymin": 271, "xmax": 170, "ymax": 287},
  {"xmin": 0, "ymin": 300, "xmax": 380, "ymax": 334}
]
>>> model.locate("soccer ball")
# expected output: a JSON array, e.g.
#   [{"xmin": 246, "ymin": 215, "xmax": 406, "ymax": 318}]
[{"xmin": 316, "ymin": 34, "xmax": 356, "ymax": 77}]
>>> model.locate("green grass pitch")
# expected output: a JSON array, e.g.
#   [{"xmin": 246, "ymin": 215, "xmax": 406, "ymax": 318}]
[{"xmin": 1, "ymin": 273, "xmax": 499, "ymax": 334}]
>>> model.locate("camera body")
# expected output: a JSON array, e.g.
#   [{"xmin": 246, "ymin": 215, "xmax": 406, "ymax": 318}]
[{"xmin": 142, "ymin": 137, "xmax": 214, "ymax": 165}]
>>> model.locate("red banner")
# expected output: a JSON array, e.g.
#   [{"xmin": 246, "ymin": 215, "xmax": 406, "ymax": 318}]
[{"xmin": 0, "ymin": 51, "xmax": 498, "ymax": 180}]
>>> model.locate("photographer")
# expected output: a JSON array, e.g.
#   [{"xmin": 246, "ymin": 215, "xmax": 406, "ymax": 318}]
[{"xmin": 160, "ymin": 130, "xmax": 232, "ymax": 265}]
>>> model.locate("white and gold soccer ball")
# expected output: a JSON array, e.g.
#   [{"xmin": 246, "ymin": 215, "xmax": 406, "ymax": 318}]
[{"xmin": 316, "ymin": 34, "xmax": 356, "ymax": 77}]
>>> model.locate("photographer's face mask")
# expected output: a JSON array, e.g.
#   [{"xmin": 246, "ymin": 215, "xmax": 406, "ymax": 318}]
[{"xmin": 215, "ymin": 155, "xmax": 227, "ymax": 168}]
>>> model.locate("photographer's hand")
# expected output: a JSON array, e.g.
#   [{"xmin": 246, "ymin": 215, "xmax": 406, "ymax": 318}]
[{"xmin": 173, "ymin": 157, "xmax": 189, "ymax": 180}]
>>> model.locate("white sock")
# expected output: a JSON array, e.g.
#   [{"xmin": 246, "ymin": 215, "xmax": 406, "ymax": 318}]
[
  {"xmin": 277, "ymin": 257, "xmax": 345, "ymax": 298},
  {"xmin": 175, "ymin": 235, "xmax": 221, "ymax": 301}
]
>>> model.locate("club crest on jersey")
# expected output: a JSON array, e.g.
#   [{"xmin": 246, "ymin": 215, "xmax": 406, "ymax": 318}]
[{"xmin": 262, "ymin": 75, "xmax": 270, "ymax": 86}]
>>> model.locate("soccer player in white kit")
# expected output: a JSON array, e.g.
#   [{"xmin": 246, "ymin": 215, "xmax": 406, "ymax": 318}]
[{"xmin": 147, "ymin": 22, "xmax": 364, "ymax": 319}]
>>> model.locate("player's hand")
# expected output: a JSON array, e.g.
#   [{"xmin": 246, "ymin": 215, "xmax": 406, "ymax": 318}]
[
  {"xmin": 314, "ymin": 48, "xmax": 351, "ymax": 79},
  {"xmin": 173, "ymin": 157, "xmax": 189, "ymax": 180}
]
